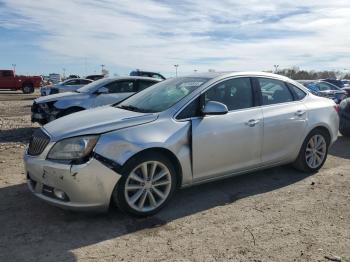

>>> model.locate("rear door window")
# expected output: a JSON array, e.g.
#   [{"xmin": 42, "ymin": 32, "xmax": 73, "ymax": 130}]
[
  {"xmin": 138, "ymin": 80, "xmax": 157, "ymax": 91},
  {"xmin": 258, "ymin": 78, "xmax": 294, "ymax": 105},
  {"xmin": 105, "ymin": 80, "xmax": 135, "ymax": 93},
  {"xmin": 65, "ymin": 79, "xmax": 80, "ymax": 85},
  {"xmin": 80, "ymin": 79, "xmax": 92, "ymax": 85}
]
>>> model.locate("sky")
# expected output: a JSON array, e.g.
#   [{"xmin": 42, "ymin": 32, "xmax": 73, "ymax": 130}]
[{"xmin": 1, "ymin": 0, "xmax": 350, "ymax": 77}]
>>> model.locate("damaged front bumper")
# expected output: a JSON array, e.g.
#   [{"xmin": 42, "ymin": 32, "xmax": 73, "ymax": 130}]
[
  {"xmin": 24, "ymin": 151, "xmax": 122, "ymax": 212},
  {"xmin": 31, "ymin": 102, "xmax": 59, "ymax": 124}
]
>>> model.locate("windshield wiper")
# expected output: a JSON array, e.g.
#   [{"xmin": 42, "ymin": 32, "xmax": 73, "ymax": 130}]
[{"xmin": 117, "ymin": 105, "xmax": 146, "ymax": 112}]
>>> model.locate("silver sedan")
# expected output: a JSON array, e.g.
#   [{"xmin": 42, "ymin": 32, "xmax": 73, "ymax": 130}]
[{"xmin": 24, "ymin": 72, "xmax": 339, "ymax": 216}]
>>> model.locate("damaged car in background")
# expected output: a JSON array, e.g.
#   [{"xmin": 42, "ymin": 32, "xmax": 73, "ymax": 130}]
[
  {"xmin": 24, "ymin": 72, "xmax": 339, "ymax": 216},
  {"xmin": 31, "ymin": 76, "xmax": 162, "ymax": 124},
  {"xmin": 40, "ymin": 78, "xmax": 93, "ymax": 96}
]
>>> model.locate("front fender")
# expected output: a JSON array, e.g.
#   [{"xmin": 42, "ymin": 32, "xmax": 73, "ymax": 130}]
[
  {"xmin": 54, "ymin": 99, "xmax": 92, "ymax": 110},
  {"xmin": 93, "ymin": 119, "xmax": 193, "ymax": 186}
]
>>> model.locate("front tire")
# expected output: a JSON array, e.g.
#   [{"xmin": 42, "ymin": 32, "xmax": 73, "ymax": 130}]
[
  {"xmin": 293, "ymin": 129, "xmax": 330, "ymax": 172},
  {"xmin": 113, "ymin": 152, "xmax": 177, "ymax": 217}
]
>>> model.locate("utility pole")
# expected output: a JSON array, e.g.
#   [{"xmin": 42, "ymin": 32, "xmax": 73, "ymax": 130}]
[
  {"xmin": 101, "ymin": 64, "xmax": 105, "ymax": 74},
  {"xmin": 174, "ymin": 64, "xmax": 179, "ymax": 77},
  {"xmin": 62, "ymin": 68, "xmax": 66, "ymax": 79},
  {"xmin": 12, "ymin": 64, "xmax": 16, "ymax": 75}
]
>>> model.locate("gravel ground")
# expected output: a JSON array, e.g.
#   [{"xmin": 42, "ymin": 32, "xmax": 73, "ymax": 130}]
[{"xmin": 0, "ymin": 91, "xmax": 349, "ymax": 262}]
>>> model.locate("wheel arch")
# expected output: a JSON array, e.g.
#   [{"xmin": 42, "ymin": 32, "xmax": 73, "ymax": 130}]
[
  {"xmin": 120, "ymin": 147, "xmax": 183, "ymax": 188},
  {"xmin": 307, "ymin": 125, "xmax": 332, "ymax": 145},
  {"xmin": 22, "ymin": 81, "xmax": 34, "ymax": 88},
  {"xmin": 312, "ymin": 126, "xmax": 331, "ymax": 143},
  {"xmin": 293, "ymin": 125, "xmax": 332, "ymax": 172},
  {"xmin": 294, "ymin": 124, "xmax": 333, "ymax": 163}
]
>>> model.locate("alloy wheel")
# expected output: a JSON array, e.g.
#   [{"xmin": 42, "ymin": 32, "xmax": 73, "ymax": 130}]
[
  {"xmin": 305, "ymin": 134, "xmax": 327, "ymax": 169},
  {"xmin": 124, "ymin": 161, "xmax": 172, "ymax": 213}
]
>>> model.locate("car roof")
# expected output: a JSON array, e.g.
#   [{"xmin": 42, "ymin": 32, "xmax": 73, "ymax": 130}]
[
  {"xmin": 185, "ymin": 72, "xmax": 311, "ymax": 94},
  {"xmin": 64, "ymin": 78, "xmax": 92, "ymax": 82},
  {"xmin": 105, "ymin": 76, "xmax": 163, "ymax": 82},
  {"xmin": 132, "ymin": 70, "xmax": 162, "ymax": 74},
  {"xmin": 185, "ymin": 71, "xmax": 297, "ymax": 82},
  {"xmin": 297, "ymin": 80, "xmax": 333, "ymax": 84}
]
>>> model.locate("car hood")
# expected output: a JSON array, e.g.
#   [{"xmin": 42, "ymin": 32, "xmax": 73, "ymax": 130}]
[
  {"xmin": 35, "ymin": 92, "xmax": 88, "ymax": 103},
  {"xmin": 43, "ymin": 106, "xmax": 158, "ymax": 141}
]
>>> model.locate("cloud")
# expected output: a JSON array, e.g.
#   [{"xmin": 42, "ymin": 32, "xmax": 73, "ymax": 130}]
[{"xmin": 1, "ymin": 0, "xmax": 350, "ymax": 75}]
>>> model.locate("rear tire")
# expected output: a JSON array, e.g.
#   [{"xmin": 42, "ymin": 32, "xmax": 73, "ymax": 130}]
[
  {"xmin": 293, "ymin": 129, "xmax": 330, "ymax": 173},
  {"xmin": 112, "ymin": 152, "xmax": 177, "ymax": 217},
  {"xmin": 22, "ymin": 84, "xmax": 34, "ymax": 94}
]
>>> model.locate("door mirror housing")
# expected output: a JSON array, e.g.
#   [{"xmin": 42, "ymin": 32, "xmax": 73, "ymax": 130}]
[
  {"xmin": 202, "ymin": 101, "xmax": 228, "ymax": 115},
  {"xmin": 97, "ymin": 87, "xmax": 109, "ymax": 94}
]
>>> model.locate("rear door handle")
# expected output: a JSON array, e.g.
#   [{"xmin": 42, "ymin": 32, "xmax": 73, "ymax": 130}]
[
  {"xmin": 245, "ymin": 119, "xmax": 260, "ymax": 127},
  {"xmin": 295, "ymin": 110, "xmax": 306, "ymax": 117}
]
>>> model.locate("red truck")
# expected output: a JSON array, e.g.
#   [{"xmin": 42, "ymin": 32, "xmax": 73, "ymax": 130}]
[{"xmin": 0, "ymin": 70, "xmax": 42, "ymax": 94}]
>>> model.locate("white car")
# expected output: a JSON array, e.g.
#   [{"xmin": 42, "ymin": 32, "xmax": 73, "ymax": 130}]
[
  {"xmin": 32, "ymin": 77, "xmax": 161, "ymax": 124},
  {"xmin": 40, "ymin": 78, "xmax": 93, "ymax": 96}
]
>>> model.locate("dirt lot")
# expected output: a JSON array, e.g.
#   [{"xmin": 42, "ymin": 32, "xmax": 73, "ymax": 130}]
[{"xmin": 0, "ymin": 91, "xmax": 349, "ymax": 262}]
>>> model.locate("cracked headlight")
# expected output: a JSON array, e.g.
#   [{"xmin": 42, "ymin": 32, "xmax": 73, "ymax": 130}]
[{"xmin": 48, "ymin": 135, "xmax": 99, "ymax": 161}]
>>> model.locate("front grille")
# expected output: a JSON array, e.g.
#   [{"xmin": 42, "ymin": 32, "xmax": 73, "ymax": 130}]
[{"xmin": 28, "ymin": 129, "xmax": 50, "ymax": 156}]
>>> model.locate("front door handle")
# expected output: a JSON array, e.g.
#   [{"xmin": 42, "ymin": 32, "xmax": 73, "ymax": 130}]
[
  {"xmin": 295, "ymin": 110, "xmax": 306, "ymax": 117},
  {"xmin": 245, "ymin": 119, "xmax": 260, "ymax": 127}
]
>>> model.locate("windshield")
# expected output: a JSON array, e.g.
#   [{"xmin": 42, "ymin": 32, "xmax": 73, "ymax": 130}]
[
  {"xmin": 117, "ymin": 77, "xmax": 210, "ymax": 113},
  {"xmin": 77, "ymin": 78, "xmax": 111, "ymax": 93}
]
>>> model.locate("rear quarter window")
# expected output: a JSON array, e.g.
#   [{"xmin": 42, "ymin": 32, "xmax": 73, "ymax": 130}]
[{"xmin": 287, "ymin": 83, "xmax": 307, "ymax": 100}]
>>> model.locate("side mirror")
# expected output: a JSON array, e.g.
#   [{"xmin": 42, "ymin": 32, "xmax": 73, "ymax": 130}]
[
  {"xmin": 202, "ymin": 101, "xmax": 228, "ymax": 115},
  {"xmin": 97, "ymin": 87, "xmax": 108, "ymax": 94}
]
